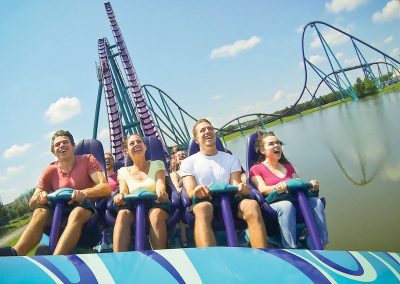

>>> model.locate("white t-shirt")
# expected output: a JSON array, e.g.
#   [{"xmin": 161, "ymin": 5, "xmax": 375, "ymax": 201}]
[{"xmin": 180, "ymin": 151, "xmax": 242, "ymax": 185}]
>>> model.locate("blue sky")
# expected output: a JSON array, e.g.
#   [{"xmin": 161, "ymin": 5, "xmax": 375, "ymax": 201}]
[{"xmin": 0, "ymin": 0, "xmax": 399, "ymax": 204}]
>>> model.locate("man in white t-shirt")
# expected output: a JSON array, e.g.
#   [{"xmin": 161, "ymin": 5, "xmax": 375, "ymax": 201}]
[{"xmin": 181, "ymin": 119, "xmax": 267, "ymax": 248}]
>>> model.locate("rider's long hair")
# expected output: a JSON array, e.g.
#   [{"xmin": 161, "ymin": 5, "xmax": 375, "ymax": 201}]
[{"xmin": 254, "ymin": 131, "xmax": 290, "ymax": 164}]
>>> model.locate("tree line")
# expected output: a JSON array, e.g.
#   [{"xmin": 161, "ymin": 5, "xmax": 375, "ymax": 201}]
[
  {"xmin": 0, "ymin": 189, "xmax": 33, "ymax": 229},
  {"xmin": 219, "ymin": 73, "xmax": 389, "ymax": 135}
]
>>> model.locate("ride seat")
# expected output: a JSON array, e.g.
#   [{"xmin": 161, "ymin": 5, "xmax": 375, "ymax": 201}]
[
  {"xmin": 246, "ymin": 131, "xmax": 326, "ymax": 249},
  {"xmin": 181, "ymin": 137, "xmax": 248, "ymax": 247},
  {"xmin": 105, "ymin": 136, "xmax": 181, "ymax": 250}
]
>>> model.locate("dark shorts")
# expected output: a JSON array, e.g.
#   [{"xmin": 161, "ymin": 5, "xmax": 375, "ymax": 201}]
[
  {"xmin": 113, "ymin": 199, "xmax": 172, "ymax": 215},
  {"xmin": 38, "ymin": 198, "xmax": 96, "ymax": 214},
  {"xmin": 38, "ymin": 199, "xmax": 100, "ymax": 248},
  {"xmin": 189, "ymin": 194, "xmax": 245, "ymax": 217}
]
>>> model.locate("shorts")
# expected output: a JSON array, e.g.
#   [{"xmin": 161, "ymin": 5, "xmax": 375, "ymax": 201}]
[
  {"xmin": 37, "ymin": 198, "xmax": 96, "ymax": 214},
  {"xmin": 114, "ymin": 199, "xmax": 172, "ymax": 215},
  {"xmin": 38, "ymin": 199, "xmax": 101, "ymax": 248},
  {"xmin": 189, "ymin": 194, "xmax": 245, "ymax": 217}
]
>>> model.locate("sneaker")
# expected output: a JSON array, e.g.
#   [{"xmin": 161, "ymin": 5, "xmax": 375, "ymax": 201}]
[
  {"xmin": 298, "ymin": 228, "xmax": 308, "ymax": 248},
  {"xmin": 299, "ymin": 228, "xmax": 308, "ymax": 241},
  {"xmin": 35, "ymin": 244, "xmax": 51, "ymax": 256},
  {"xmin": 0, "ymin": 246, "xmax": 17, "ymax": 256}
]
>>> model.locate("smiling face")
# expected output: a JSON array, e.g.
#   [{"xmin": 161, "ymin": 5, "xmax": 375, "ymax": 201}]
[
  {"xmin": 175, "ymin": 150, "xmax": 187, "ymax": 161},
  {"xmin": 105, "ymin": 153, "xmax": 114, "ymax": 170},
  {"xmin": 194, "ymin": 121, "xmax": 216, "ymax": 148},
  {"xmin": 126, "ymin": 134, "xmax": 146, "ymax": 159},
  {"xmin": 260, "ymin": 135, "xmax": 283, "ymax": 162},
  {"xmin": 53, "ymin": 136, "xmax": 75, "ymax": 160}
]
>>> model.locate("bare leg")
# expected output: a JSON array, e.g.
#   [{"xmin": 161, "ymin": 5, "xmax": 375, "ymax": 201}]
[
  {"xmin": 13, "ymin": 208, "xmax": 52, "ymax": 255},
  {"xmin": 148, "ymin": 208, "xmax": 169, "ymax": 249},
  {"xmin": 53, "ymin": 207, "xmax": 92, "ymax": 255},
  {"xmin": 193, "ymin": 202, "xmax": 216, "ymax": 247},
  {"xmin": 113, "ymin": 209, "xmax": 134, "ymax": 252},
  {"xmin": 237, "ymin": 199, "xmax": 268, "ymax": 248}
]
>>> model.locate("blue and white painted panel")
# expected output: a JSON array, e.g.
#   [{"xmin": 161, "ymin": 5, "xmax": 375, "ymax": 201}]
[{"xmin": 0, "ymin": 248, "xmax": 399, "ymax": 283}]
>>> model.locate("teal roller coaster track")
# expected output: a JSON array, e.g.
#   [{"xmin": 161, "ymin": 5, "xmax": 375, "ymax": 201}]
[{"xmin": 93, "ymin": 2, "xmax": 400, "ymax": 159}]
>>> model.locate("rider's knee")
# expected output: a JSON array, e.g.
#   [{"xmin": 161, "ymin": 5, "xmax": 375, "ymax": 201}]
[
  {"xmin": 240, "ymin": 199, "xmax": 261, "ymax": 221},
  {"xmin": 193, "ymin": 201, "xmax": 214, "ymax": 221}
]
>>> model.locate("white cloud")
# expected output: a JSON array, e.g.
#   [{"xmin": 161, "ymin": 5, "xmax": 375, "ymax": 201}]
[
  {"xmin": 3, "ymin": 143, "xmax": 32, "ymax": 159},
  {"xmin": 383, "ymin": 35, "xmax": 394, "ymax": 44},
  {"xmin": 98, "ymin": 128, "xmax": 110, "ymax": 139},
  {"xmin": 272, "ymin": 90, "xmax": 285, "ymax": 102},
  {"xmin": 0, "ymin": 166, "xmax": 24, "ymax": 181},
  {"xmin": 326, "ymin": 0, "xmax": 368, "ymax": 13},
  {"xmin": 210, "ymin": 36, "xmax": 261, "ymax": 59},
  {"xmin": 44, "ymin": 131, "xmax": 56, "ymax": 140},
  {"xmin": 210, "ymin": 95, "xmax": 223, "ymax": 101},
  {"xmin": 309, "ymin": 54, "xmax": 326, "ymax": 65},
  {"xmin": 336, "ymin": 52, "xmax": 345, "ymax": 59},
  {"xmin": 296, "ymin": 24, "xmax": 305, "ymax": 34},
  {"xmin": 45, "ymin": 97, "xmax": 81, "ymax": 124},
  {"xmin": 391, "ymin": 48, "xmax": 400, "ymax": 58},
  {"xmin": 0, "ymin": 187, "xmax": 19, "ymax": 204},
  {"xmin": 372, "ymin": 0, "xmax": 400, "ymax": 23},
  {"xmin": 311, "ymin": 27, "xmax": 349, "ymax": 48},
  {"xmin": 343, "ymin": 57, "xmax": 359, "ymax": 67},
  {"xmin": 236, "ymin": 90, "xmax": 288, "ymax": 115}
]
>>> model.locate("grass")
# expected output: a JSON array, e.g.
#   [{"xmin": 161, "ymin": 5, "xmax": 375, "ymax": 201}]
[
  {"xmin": 3, "ymin": 234, "xmax": 35, "ymax": 256},
  {"xmin": 220, "ymin": 90, "xmax": 392, "ymax": 143},
  {"xmin": 221, "ymin": 98, "xmax": 349, "ymax": 142},
  {"xmin": 381, "ymin": 81, "xmax": 400, "ymax": 93},
  {"xmin": 0, "ymin": 214, "xmax": 31, "ymax": 239}
]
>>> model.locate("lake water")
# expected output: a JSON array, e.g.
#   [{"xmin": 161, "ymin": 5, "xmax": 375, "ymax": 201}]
[{"xmin": 225, "ymin": 91, "xmax": 400, "ymax": 252}]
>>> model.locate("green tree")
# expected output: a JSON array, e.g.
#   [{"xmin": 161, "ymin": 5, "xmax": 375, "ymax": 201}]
[
  {"xmin": 354, "ymin": 77, "xmax": 365, "ymax": 97},
  {"xmin": 363, "ymin": 77, "xmax": 378, "ymax": 96}
]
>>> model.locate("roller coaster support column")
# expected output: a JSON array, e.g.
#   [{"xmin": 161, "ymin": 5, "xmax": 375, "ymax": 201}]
[
  {"xmin": 352, "ymin": 39, "xmax": 382, "ymax": 90},
  {"xmin": 93, "ymin": 79, "xmax": 103, "ymax": 139},
  {"xmin": 313, "ymin": 24, "xmax": 358, "ymax": 100}
]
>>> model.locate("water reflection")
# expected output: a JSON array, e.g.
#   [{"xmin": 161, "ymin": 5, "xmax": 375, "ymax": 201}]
[
  {"xmin": 226, "ymin": 92, "xmax": 400, "ymax": 251},
  {"xmin": 329, "ymin": 145, "xmax": 384, "ymax": 186},
  {"xmin": 320, "ymin": 96, "xmax": 391, "ymax": 187}
]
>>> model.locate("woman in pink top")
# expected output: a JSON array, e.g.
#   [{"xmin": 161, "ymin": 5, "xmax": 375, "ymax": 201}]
[
  {"xmin": 250, "ymin": 131, "xmax": 328, "ymax": 248},
  {"xmin": 113, "ymin": 134, "xmax": 170, "ymax": 251}
]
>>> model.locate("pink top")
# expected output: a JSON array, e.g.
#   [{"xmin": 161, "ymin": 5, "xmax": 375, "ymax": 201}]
[
  {"xmin": 107, "ymin": 172, "xmax": 119, "ymax": 192},
  {"xmin": 37, "ymin": 154, "xmax": 102, "ymax": 193},
  {"xmin": 249, "ymin": 163, "xmax": 296, "ymax": 186}
]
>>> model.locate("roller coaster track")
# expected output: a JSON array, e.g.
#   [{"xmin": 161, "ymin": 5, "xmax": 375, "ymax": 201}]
[
  {"xmin": 310, "ymin": 61, "xmax": 400, "ymax": 101},
  {"xmin": 215, "ymin": 21, "xmax": 400, "ymax": 135},
  {"xmin": 94, "ymin": 5, "xmax": 400, "ymax": 151},
  {"xmin": 104, "ymin": 2, "xmax": 159, "ymax": 139}
]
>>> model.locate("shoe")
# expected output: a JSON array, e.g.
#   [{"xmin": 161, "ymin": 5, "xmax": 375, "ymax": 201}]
[
  {"xmin": 298, "ymin": 228, "xmax": 308, "ymax": 248},
  {"xmin": 0, "ymin": 246, "xmax": 17, "ymax": 256},
  {"xmin": 35, "ymin": 244, "xmax": 51, "ymax": 255},
  {"xmin": 299, "ymin": 228, "xmax": 308, "ymax": 241}
]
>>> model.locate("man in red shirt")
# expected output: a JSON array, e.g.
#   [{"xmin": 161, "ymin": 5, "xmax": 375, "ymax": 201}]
[
  {"xmin": 0, "ymin": 130, "xmax": 111, "ymax": 256},
  {"xmin": 105, "ymin": 152, "xmax": 118, "ymax": 191}
]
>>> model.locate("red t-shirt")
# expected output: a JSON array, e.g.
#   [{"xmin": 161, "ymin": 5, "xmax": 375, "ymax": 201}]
[
  {"xmin": 249, "ymin": 163, "xmax": 296, "ymax": 186},
  {"xmin": 37, "ymin": 154, "xmax": 102, "ymax": 192}
]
